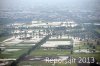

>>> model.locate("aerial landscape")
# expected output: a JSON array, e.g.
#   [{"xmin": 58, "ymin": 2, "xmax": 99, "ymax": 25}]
[{"xmin": 0, "ymin": 0, "xmax": 100, "ymax": 66}]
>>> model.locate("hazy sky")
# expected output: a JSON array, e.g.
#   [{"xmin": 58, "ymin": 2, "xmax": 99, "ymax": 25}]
[{"xmin": 0, "ymin": 0, "xmax": 99, "ymax": 10}]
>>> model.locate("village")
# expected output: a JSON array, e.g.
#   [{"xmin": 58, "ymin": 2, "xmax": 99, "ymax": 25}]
[{"xmin": 0, "ymin": 20, "xmax": 100, "ymax": 66}]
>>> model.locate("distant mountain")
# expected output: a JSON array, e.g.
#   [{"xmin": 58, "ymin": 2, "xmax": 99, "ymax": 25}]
[
  {"xmin": 0, "ymin": 18, "xmax": 14, "ymax": 25},
  {"xmin": 0, "ymin": 0, "xmax": 99, "ymax": 11}
]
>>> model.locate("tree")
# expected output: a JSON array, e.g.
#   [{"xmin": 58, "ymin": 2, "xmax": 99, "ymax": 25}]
[
  {"xmin": 97, "ymin": 41, "xmax": 100, "ymax": 45},
  {"xmin": 79, "ymin": 46, "xmax": 81, "ymax": 52},
  {"xmin": 0, "ymin": 48, "xmax": 1, "ymax": 54},
  {"xmin": 92, "ymin": 45, "xmax": 96, "ymax": 52}
]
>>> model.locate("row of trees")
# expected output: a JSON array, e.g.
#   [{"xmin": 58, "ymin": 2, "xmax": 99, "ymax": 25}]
[{"xmin": 10, "ymin": 35, "xmax": 50, "ymax": 66}]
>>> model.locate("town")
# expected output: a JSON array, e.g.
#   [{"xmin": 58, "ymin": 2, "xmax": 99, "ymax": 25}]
[{"xmin": 0, "ymin": 20, "xmax": 100, "ymax": 66}]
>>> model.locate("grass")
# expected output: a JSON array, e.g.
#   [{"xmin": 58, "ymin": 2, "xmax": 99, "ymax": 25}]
[
  {"xmin": 18, "ymin": 61, "xmax": 77, "ymax": 66},
  {"xmin": 1, "ymin": 48, "xmax": 29, "ymax": 58},
  {"xmin": 30, "ymin": 48, "xmax": 71, "ymax": 56},
  {"xmin": 74, "ymin": 42, "xmax": 100, "ymax": 51},
  {"xmin": 30, "ymin": 48, "xmax": 100, "ymax": 62},
  {"xmin": 0, "ymin": 53, "xmax": 11, "ymax": 58},
  {"xmin": 0, "ymin": 35, "xmax": 100, "ymax": 66},
  {"xmin": 0, "ymin": 42, "xmax": 33, "ymax": 58},
  {"xmin": 73, "ymin": 44, "xmax": 100, "ymax": 62},
  {"xmin": 8, "ymin": 49, "xmax": 29, "ymax": 58},
  {"xmin": 95, "ymin": 28, "xmax": 100, "ymax": 34},
  {"xmin": 5, "ymin": 42, "xmax": 33, "ymax": 49},
  {"xmin": 48, "ymin": 39, "xmax": 71, "ymax": 41},
  {"xmin": 7, "ymin": 45, "xmax": 31, "ymax": 49},
  {"xmin": 71, "ymin": 53, "xmax": 100, "ymax": 62},
  {"xmin": 74, "ymin": 45, "xmax": 89, "ymax": 50},
  {"xmin": 0, "ymin": 35, "xmax": 11, "ymax": 42},
  {"xmin": 96, "ymin": 45, "xmax": 100, "ymax": 51}
]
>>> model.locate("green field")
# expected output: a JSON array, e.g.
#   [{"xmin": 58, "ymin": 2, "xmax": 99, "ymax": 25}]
[
  {"xmin": 48, "ymin": 39, "xmax": 72, "ymax": 41},
  {"xmin": 71, "ymin": 53, "xmax": 100, "ymax": 62},
  {"xmin": 0, "ymin": 36, "xmax": 11, "ymax": 42},
  {"xmin": 18, "ymin": 61, "xmax": 77, "ymax": 66},
  {"xmin": 30, "ymin": 48, "xmax": 71, "ymax": 56},
  {"xmin": 30, "ymin": 48, "xmax": 100, "ymax": 62},
  {"xmin": 0, "ymin": 43, "xmax": 32, "ymax": 58},
  {"xmin": 95, "ymin": 28, "xmax": 100, "ymax": 34},
  {"xmin": 0, "ymin": 36, "xmax": 100, "ymax": 66},
  {"xmin": 1, "ymin": 48, "xmax": 29, "ymax": 58}
]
